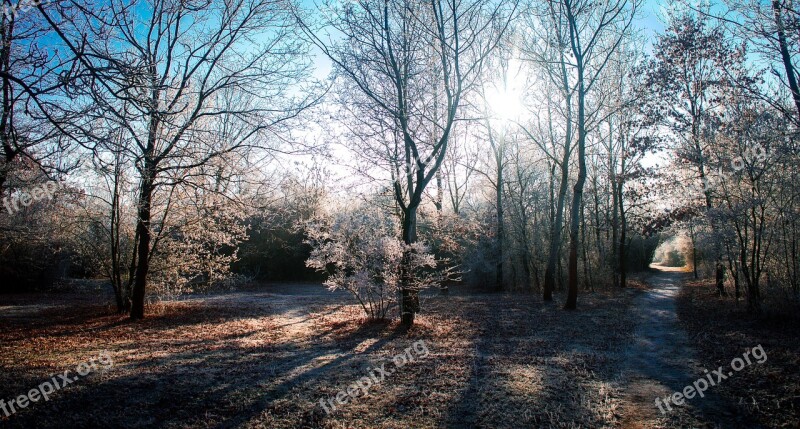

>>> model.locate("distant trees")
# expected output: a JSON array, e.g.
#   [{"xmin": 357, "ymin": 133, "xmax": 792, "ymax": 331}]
[
  {"xmin": 522, "ymin": 1, "xmax": 577, "ymax": 302},
  {"xmin": 592, "ymin": 39, "xmax": 654, "ymax": 290},
  {"xmin": 559, "ymin": 0, "xmax": 639, "ymax": 309},
  {"xmin": 643, "ymin": 14, "xmax": 734, "ymax": 279},
  {"xmin": 236, "ymin": 173, "xmax": 327, "ymax": 282},
  {"xmin": 643, "ymin": 8, "xmax": 799, "ymax": 313},
  {"xmin": 474, "ymin": 47, "xmax": 521, "ymax": 291}
]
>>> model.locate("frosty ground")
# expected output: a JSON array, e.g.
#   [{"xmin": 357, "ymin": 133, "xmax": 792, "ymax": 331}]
[{"xmin": 0, "ymin": 268, "xmax": 795, "ymax": 428}]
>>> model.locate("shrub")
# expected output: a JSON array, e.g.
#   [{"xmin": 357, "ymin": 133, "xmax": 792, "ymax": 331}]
[{"xmin": 305, "ymin": 206, "xmax": 437, "ymax": 320}]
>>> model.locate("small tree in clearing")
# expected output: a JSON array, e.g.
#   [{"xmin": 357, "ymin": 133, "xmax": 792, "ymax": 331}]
[{"xmin": 305, "ymin": 207, "xmax": 437, "ymax": 321}]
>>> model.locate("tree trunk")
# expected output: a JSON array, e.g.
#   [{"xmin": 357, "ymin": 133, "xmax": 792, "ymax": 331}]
[
  {"xmin": 581, "ymin": 199, "xmax": 592, "ymax": 291},
  {"xmin": 565, "ymin": 184, "xmax": 582, "ymax": 310},
  {"xmin": 741, "ymin": 251, "xmax": 761, "ymax": 314},
  {"xmin": 130, "ymin": 167, "xmax": 154, "ymax": 320},
  {"xmin": 773, "ymin": 0, "xmax": 800, "ymax": 124},
  {"xmin": 565, "ymin": 67, "xmax": 587, "ymax": 310},
  {"xmin": 716, "ymin": 262, "xmax": 726, "ymax": 296},
  {"xmin": 400, "ymin": 205, "xmax": 419, "ymax": 327},
  {"xmin": 129, "ymin": 109, "xmax": 158, "ymax": 319},
  {"xmin": 689, "ymin": 223, "xmax": 699, "ymax": 278},
  {"xmin": 520, "ymin": 211, "xmax": 533, "ymax": 291},
  {"xmin": 544, "ymin": 60, "xmax": 573, "ymax": 302},
  {"xmin": 725, "ymin": 246, "xmax": 740, "ymax": 302},
  {"xmin": 618, "ymin": 180, "xmax": 627, "ymax": 288},
  {"xmin": 544, "ymin": 171, "xmax": 568, "ymax": 301},
  {"xmin": 611, "ymin": 169, "xmax": 620, "ymax": 288},
  {"xmin": 0, "ymin": 14, "xmax": 14, "ymax": 198},
  {"xmin": 110, "ymin": 155, "xmax": 126, "ymax": 313},
  {"xmin": 544, "ymin": 141, "xmax": 570, "ymax": 301},
  {"xmin": 496, "ymin": 151, "xmax": 504, "ymax": 291}
]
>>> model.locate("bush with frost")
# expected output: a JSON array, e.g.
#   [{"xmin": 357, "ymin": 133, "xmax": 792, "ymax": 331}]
[{"xmin": 305, "ymin": 206, "xmax": 437, "ymax": 320}]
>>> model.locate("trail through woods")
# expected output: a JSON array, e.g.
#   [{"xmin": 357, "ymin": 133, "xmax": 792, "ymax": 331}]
[{"xmin": 616, "ymin": 265, "xmax": 750, "ymax": 428}]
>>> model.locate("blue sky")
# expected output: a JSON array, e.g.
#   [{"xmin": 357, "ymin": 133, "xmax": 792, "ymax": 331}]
[
  {"xmin": 639, "ymin": 0, "xmax": 669, "ymax": 40},
  {"xmin": 303, "ymin": 0, "xmax": 674, "ymax": 78}
]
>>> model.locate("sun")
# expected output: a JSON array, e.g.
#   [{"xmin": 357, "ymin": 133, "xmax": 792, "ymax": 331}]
[
  {"xmin": 486, "ymin": 87, "xmax": 524, "ymax": 123},
  {"xmin": 484, "ymin": 60, "xmax": 526, "ymax": 125}
]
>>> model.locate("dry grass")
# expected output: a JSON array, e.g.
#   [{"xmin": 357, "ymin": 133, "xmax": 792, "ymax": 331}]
[
  {"xmin": 677, "ymin": 279, "xmax": 800, "ymax": 429},
  {"xmin": 0, "ymin": 286, "xmax": 639, "ymax": 428}
]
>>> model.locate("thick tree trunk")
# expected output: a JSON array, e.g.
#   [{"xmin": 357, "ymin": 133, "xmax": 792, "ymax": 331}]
[
  {"xmin": 130, "ymin": 111, "xmax": 158, "ymax": 320},
  {"xmin": 565, "ymin": 185, "xmax": 582, "ymax": 309},
  {"xmin": 400, "ymin": 205, "xmax": 419, "ymax": 327},
  {"xmin": 129, "ymin": 88, "xmax": 160, "ymax": 320},
  {"xmin": 130, "ymin": 168, "xmax": 154, "ymax": 320},
  {"xmin": 565, "ymin": 182, "xmax": 584, "ymax": 309}
]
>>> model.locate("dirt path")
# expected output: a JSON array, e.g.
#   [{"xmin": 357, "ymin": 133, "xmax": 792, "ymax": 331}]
[{"xmin": 617, "ymin": 266, "xmax": 739, "ymax": 428}]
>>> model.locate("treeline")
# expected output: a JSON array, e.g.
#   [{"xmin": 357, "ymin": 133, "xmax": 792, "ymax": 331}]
[{"xmin": 0, "ymin": 0, "xmax": 797, "ymax": 324}]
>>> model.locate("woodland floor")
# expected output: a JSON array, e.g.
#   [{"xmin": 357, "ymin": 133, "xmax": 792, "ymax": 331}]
[{"xmin": 0, "ymin": 268, "xmax": 797, "ymax": 428}]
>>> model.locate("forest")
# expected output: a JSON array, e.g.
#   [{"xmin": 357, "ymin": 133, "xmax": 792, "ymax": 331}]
[{"xmin": 0, "ymin": 0, "xmax": 798, "ymax": 427}]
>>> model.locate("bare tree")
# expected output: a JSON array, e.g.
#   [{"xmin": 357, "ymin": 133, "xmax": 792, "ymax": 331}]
[
  {"xmin": 442, "ymin": 128, "xmax": 478, "ymax": 215},
  {"xmin": 39, "ymin": 0, "xmax": 316, "ymax": 318},
  {"xmin": 692, "ymin": 0, "xmax": 800, "ymax": 124},
  {"xmin": 0, "ymin": 0, "xmax": 79, "ymax": 196},
  {"xmin": 521, "ymin": 2, "xmax": 576, "ymax": 302},
  {"xmin": 524, "ymin": 0, "xmax": 638, "ymax": 308},
  {"xmin": 300, "ymin": 0, "xmax": 516, "ymax": 325},
  {"xmin": 474, "ymin": 48, "xmax": 522, "ymax": 291}
]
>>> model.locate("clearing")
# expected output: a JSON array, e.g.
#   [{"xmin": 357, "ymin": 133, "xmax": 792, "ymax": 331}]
[{"xmin": 0, "ymin": 267, "xmax": 791, "ymax": 428}]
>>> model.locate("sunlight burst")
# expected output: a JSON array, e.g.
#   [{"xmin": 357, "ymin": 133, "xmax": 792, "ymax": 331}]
[{"xmin": 485, "ymin": 61, "xmax": 526, "ymax": 125}]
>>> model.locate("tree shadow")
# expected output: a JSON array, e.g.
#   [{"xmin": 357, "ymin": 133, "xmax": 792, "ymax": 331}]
[{"xmin": 0, "ymin": 301, "xmax": 416, "ymax": 428}]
